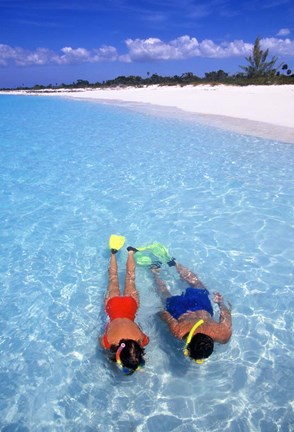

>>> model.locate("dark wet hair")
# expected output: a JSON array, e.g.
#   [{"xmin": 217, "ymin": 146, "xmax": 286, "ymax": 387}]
[
  {"xmin": 187, "ymin": 333, "xmax": 214, "ymax": 361},
  {"xmin": 112, "ymin": 339, "xmax": 145, "ymax": 372}
]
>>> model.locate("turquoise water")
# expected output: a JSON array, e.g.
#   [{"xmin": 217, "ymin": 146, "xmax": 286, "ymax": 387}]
[{"xmin": 0, "ymin": 95, "xmax": 293, "ymax": 432}]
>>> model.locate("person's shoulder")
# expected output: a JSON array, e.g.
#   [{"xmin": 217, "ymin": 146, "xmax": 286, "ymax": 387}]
[
  {"xmin": 99, "ymin": 336, "xmax": 106, "ymax": 349},
  {"xmin": 141, "ymin": 333, "xmax": 149, "ymax": 346},
  {"xmin": 206, "ymin": 321, "xmax": 232, "ymax": 344},
  {"xmin": 216, "ymin": 329, "xmax": 232, "ymax": 344}
]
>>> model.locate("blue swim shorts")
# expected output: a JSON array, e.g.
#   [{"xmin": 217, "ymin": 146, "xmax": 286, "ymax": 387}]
[{"xmin": 166, "ymin": 287, "xmax": 213, "ymax": 320}]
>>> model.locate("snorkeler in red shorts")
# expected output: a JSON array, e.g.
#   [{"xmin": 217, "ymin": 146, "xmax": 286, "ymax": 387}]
[
  {"xmin": 100, "ymin": 245, "xmax": 149, "ymax": 374},
  {"xmin": 150, "ymin": 259, "xmax": 232, "ymax": 364}
]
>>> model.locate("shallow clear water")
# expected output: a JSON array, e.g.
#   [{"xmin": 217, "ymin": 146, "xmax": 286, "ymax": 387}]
[{"xmin": 0, "ymin": 95, "xmax": 293, "ymax": 432}]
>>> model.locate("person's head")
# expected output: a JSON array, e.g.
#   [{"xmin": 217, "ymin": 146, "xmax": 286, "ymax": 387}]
[
  {"xmin": 185, "ymin": 333, "xmax": 214, "ymax": 363},
  {"xmin": 115, "ymin": 339, "xmax": 145, "ymax": 375}
]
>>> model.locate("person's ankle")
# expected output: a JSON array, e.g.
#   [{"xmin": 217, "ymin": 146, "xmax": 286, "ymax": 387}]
[
  {"xmin": 127, "ymin": 246, "xmax": 138, "ymax": 253},
  {"xmin": 167, "ymin": 257, "xmax": 176, "ymax": 267}
]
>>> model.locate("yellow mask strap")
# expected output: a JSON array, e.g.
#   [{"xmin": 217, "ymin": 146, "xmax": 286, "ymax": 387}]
[{"xmin": 183, "ymin": 319, "xmax": 205, "ymax": 363}]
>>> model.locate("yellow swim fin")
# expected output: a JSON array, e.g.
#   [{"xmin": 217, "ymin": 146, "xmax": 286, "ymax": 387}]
[{"xmin": 109, "ymin": 234, "xmax": 125, "ymax": 252}]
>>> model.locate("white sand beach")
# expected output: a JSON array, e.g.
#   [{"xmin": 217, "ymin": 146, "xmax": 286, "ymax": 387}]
[{"xmin": 4, "ymin": 84, "xmax": 294, "ymax": 143}]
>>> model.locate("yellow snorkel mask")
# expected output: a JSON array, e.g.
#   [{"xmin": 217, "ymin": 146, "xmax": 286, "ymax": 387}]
[{"xmin": 183, "ymin": 319, "xmax": 205, "ymax": 364}]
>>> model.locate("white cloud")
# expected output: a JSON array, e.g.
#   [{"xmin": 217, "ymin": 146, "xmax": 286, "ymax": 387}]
[
  {"xmin": 22, "ymin": 48, "xmax": 56, "ymax": 66},
  {"xmin": 56, "ymin": 47, "xmax": 92, "ymax": 64},
  {"xmin": 0, "ymin": 44, "xmax": 119, "ymax": 66},
  {"xmin": 277, "ymin": 28, "xmax": 290, "ymax": 36},
  {"xmin": 0, "ymin": 44, "xmax": 31, "ymax": 66},
  {"xmin": 53, "ymin": 45, "xmax": 119, "ymax": 64},
  {"xmin": 92, "ymin": 46, "xmax": 118, "ymax": 62},
  {"xmin": 261, "ymin": 37, "xmax": 294, "ymax": 55},
  {"xmin": 125, "ymin": 36, "xmax": 294, "ymax": 61},
  {"xmin": 125, "ymin": 36, "xmax": 201, "ymax": 61},
  {"xmin": 0, "ymin": 36, "xmax": 293, "ymax": 67},
  {"xmin": 125, "ymin": 36, "xmax": 254, "ymax": 60}
]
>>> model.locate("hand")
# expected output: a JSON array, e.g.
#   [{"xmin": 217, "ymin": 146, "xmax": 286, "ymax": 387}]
[
  {"xmin": 213, "ymin": 292, "xmax": 224, "ymax": 304},
  {"xmin": 213, "ymin": 292, "xmax": 232, "ymax": 311}
]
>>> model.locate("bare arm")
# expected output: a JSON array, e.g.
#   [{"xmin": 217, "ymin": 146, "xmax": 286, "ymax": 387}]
[
  {"xmin": 213, "ymin": 292, "xmax": 232, "ymax": 343},
  {"xmin": 151, "ymin": 269, "xmax": 171, "ymax": 301},
  {"xmin": 99, "ymin": 336, "xmax": 106, "ymax": 349},
  {"xmin": 175, "ymin": 262, "xmax": 206, "ymax": 289},
  {"xmin": 160, "ymin": 311, "xmax": 182, "ymax": 338}
]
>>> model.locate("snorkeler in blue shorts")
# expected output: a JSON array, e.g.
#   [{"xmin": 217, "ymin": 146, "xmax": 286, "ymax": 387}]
[{"xmin": 150, "ymin": 259, "xmax": 232, "ymax": 364}]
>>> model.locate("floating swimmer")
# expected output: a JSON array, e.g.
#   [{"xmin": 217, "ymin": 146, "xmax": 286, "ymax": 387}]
[
  {"xmin": 100, "ymin": 235, "xmax": 149, "ymax": 375},
  {"xmin": 150, "ymin": 257, "xmax": 232, "ymax": 364}
]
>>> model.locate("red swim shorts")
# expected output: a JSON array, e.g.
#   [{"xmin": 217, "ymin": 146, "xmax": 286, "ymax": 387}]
[{"xmin": 105, "ymin": 296, "xmax": 138, "ymax": 321}]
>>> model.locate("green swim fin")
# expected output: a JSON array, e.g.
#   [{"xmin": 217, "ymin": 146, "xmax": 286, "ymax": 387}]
[
  {"xmin": 136, "ymin": 242, "xmax": 171, "ymax": 263},
  {"xmin": 109, "ymin": 234, "xmax": 125, "ymax": 252},
  {"xmin": 148, "ymin": 242, "xmax": 171, "ymax": 262},
  {"xmin": 135, "ymin": 252, "xmax": 153, "ymax": 266},
  {"xmin": 137, "ymin": 241, "xmax": 160, "ymax": 252}
]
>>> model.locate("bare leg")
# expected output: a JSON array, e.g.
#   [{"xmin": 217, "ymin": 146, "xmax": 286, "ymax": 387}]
[
  {"xmin": 151, "ymin": 268, "xmax": 172, "ymax": 301},
  {"xmin": 104, "ymin": 253, "xmax": 120, "ymax": 306},
  {"xmin": 175, "ymin": 262, "xmax": 206, "ymax": 289},
  {"xmin": 123, "ymin": 251, "xmax": 139, "ymax": 305}
]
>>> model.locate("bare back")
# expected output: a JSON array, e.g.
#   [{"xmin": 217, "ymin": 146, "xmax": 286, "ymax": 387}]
[
  {"xmin": 161, "ymin": 306, "xmax": 232, "ymax": 344},
  {"xmin": 100, "ymin": 318, "xmax": 149, "ymax": 349}
]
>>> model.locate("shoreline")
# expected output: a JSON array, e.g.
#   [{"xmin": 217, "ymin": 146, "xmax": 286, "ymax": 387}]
[
  {"xmin": 2, "ymin": 84, "xmax": 294, "ymax": 143},
  {"xmin": 78, "ymin": 97, "xmax": 294, "ymax": 144}
]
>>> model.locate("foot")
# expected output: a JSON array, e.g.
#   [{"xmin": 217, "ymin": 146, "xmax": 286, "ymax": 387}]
[
  {"xmin": 127, "ymin": 246, "xmax": 138, "ymax": 253},
  {"xmin": 111, "ymin": 248, "xmax": 118, "ymax": 254},
  {"xmin": 167, "ymin": 257, "xmax": 176, "ymax": 267}
]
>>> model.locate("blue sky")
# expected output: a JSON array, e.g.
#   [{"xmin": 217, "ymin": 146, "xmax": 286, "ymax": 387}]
[{"xmin": 0, "ymin": 0, "xmax": 293, "ymax": 88}]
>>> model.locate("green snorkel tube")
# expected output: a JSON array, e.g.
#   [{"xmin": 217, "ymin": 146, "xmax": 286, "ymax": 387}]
[{"xmin": 135, "ymin": 242, "xmax": 171, "ymax": 266}]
